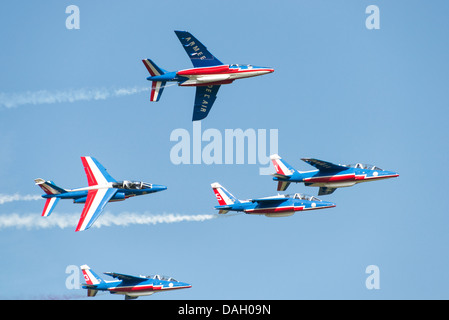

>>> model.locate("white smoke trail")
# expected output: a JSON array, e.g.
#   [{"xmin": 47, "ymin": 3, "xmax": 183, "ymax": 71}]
[
  {"xmin": 0, "ymin": 86, "xmax": 148, "ymax": 109},
  {"xmin": 0, "ymin": 212, "xmax": 217, "ymax": 230},
  {"xmin": 0, "ymin": 194, "xmax": 41, "ymax": 205}
]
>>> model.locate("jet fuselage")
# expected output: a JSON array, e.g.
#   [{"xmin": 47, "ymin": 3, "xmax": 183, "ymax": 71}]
[
  {"xmin": 147, "ymin": 64, "xmax": 274, "ymax": 87},
  {"xmin": 274, "ymin": 167, "xmax": 399, "ymax": 189},
  {"xmin": 215, "ymin": 194, "xmax": 335, "ymax": 218}
]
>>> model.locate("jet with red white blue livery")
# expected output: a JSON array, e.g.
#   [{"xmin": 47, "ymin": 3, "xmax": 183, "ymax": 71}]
[
  {"xmin": 142, "ymin": 30, "xmax": 274, "ymax": 121},
  {"xmin": 211, "ymin": 182, "xmax": 335, "ymax": 217},
  {"xmin": 270, "ymin": 154, "xmax": 399, "ymax": 195},
  {"xmin": 34, "ymin": 157, "xmax": 167, "ymax": 232},
  {"xmin": 81, "ymin": 265, "xmax": 191, "ymax": 300}
]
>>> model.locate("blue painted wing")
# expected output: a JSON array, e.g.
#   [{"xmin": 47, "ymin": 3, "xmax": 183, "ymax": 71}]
[
  {"xmin": 192, "ymin": 85, "xmax": 220, "ymax": 121},
  {"xmin": 104, "ymin": 272, "xmax": 147, "ymax": 283},
  {"xmin": 174, "ymin": 30, "xmax": 223, "ymax": 68},
  {"xmin": 301, "ymin": 158, "xmax": 348, "ymax": 172},
  {"xmin": 251, "ymin": 196, "xmax": 289, "ymax": 204}
]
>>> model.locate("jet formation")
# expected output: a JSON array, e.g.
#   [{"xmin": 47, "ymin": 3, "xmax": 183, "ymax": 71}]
[{"xmin": 29, "ymin": 29, "xmax": 400, "ymax": 300}]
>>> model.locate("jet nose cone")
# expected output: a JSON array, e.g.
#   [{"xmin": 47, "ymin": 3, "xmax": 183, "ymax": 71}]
[
  {"xmin": 153, "ymin": 184, "xmax": 168, "ymax": 191},
  {"xmin": 177, "ymin": 282, "xmax": 192, "ymax": 289},
  {"xmin": 261, "ymin": 67, "xmax": 274, "ymax": 74},
  {"xmin": 253, "ymin": 66, "xmax": 274, "ymax": 74},
  {"xmin": 314, "ymin": 201, "xmax": 336, "ymax": 209},
  {"xmin": 323, "ymin": 201, "xmax": 336, "ymax": 208},
  {"xmin": 380, "ymin": 171, "xmax": 399, "ymax": 179}
]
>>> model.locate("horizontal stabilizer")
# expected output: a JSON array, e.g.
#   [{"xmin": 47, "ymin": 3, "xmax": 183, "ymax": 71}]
[
  {"xmin": 41, "ymin": 197, "xmax": 60, "ymax": 217},
  {"xmin": 277, "ymin": 181, "xmax": 291, "ymax": 192},
  {"xmin": 150, "ymin": 81, "xmax": 166, "ymax": 102},
  {"xmin": 272, "ymin": 173, "xmax": 291, "ymax": 179},
  {"xmin": 87, "ymin": 289, "xmax": 98, "ymax": 297}
]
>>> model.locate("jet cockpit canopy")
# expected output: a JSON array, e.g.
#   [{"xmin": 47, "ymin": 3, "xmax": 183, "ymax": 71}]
[
  {"xmin": 345, "ymin": 163, "xmax": 383, "ymax": 170},
  {"xmin": 144, "ymin": 274, "xmax": 178, "ymax": 282},
  {"xmin": 288, "ymin": 193, "xmax": 322, "ymax": 202},
  {"xmin": 113, "ymin": 180, "xmax": 153, "ymax": 190},
  {"xmin": 230, "ymin": 64, "xmax": 253, "ymax": 69}
]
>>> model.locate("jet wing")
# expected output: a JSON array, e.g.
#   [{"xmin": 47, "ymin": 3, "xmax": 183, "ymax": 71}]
[
  {"xmin": 81, "ymin": 156, "xmax": 116, "ymax": 187},
  {"xmin": 192, "ymin": 85, "xmax": 220, "ymax": 121},
  {"xmin": 301, "ymin": 158, "xmax": 348, "ymax": 172},
  {"xmin": 75, "ymin": 188, "xmax": 117, "ymax": 232},
  {"xmin": 104, "ymin": 272, "xmax": 147, "ymax": 283},
  {"xmin": 318, "ymin": 187, "xmax": 337, "ymax": 196},
  {"xmin": 174, "ymin": 30, "xmax": 224, "ymax": 68},
  {"xmin": 251, "ymin": 196, "xmax": 289, "ymax": 204}
]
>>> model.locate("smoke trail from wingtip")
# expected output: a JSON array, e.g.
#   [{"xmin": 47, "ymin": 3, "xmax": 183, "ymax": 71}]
[
  {"xmin": 0, "ymin": 212, "xmax": 218, "ymax": 230},
  {"xmin": 0, "ymin": 194, "xmax": 41, "ymax": 205},
  {"xmin": 0, "ymin": 86, "xmax": 148, "ymax": 109}
]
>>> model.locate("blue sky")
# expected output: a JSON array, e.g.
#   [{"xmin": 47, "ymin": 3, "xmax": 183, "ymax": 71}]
[{"xmin": 0, "ymin": 0, "xmax": 448, "ymax": 299}]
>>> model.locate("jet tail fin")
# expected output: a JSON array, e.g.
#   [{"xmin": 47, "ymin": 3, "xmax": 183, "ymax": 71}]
[
  {"xmin": 142, "ymin": 59, "xmax": 167, "ymax": 102},
  {"xmin": 142, "ymin": 59, "xmax": 166, "ymax": 77},
  {"xmin": 34, "ymin": 178, "xmax": 67, "ymax": 195},
  {"xmin": 211, "ymin": 182, "xmax": 240, "ymax": 206},
  {"xmin": 80, "ymin": 265, "xmax": 105, "ymax": 286},
  {"xmin": 270, "ymin": 154, "xmax": 296, "ymax": 177},
  {"xmin": 34, "ymin": 179, "xmax": 65, "ymax": 217}
]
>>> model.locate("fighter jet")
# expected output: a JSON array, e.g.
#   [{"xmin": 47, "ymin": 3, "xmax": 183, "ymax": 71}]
[
  {"xmin": 35, "ymin": 157, "xmax": 167, "ymax": 232},
  {"xmin": 142, "ymin": 30, "xmax": 274, "ymax": 121},
  {"xmin": 211, "ymin": 182, "xmax": 335, "ymax": 217},
  {"xmin": 81, "ymin": 265, "xmax": 191, "ymax": 300},
  {"xmin": 270, "ymin": 154, "xmax": 399, "ymax": 195}
]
